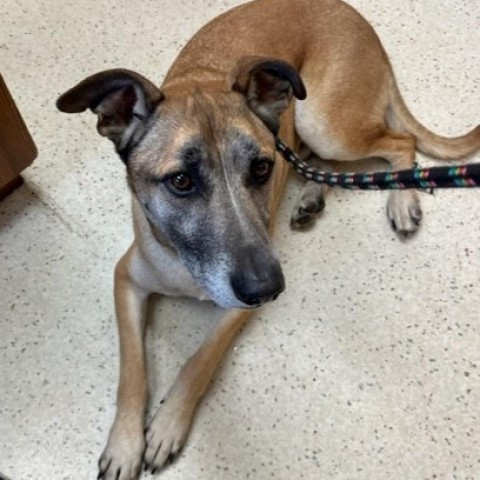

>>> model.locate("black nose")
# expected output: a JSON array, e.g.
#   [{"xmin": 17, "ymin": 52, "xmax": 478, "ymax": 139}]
[{"xmin": 230, "ymin": 246, "xmax": 285, "ymax": 307}]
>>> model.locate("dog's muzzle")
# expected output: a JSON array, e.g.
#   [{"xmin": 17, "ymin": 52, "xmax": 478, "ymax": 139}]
[{"xmin": 230, "ymin": 245, "xmax": 285, "ymax": 307}]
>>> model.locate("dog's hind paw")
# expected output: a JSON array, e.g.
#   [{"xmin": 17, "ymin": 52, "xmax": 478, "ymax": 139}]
[
  {"xmin": 387, "ymin": 190, "xmax": 422, "ymax": 235},
  {"xmin": 143, "ymin": 397, "xmax": 192, "ymax": 474},
  {"xmin": 98, "ymin": 421, "xmax": 145, "ymax": 480}
]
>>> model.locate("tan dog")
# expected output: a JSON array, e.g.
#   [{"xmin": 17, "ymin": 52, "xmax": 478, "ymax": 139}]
[{"xmin": 56, "ymin": 0, "xmax": 480, "ymax": 478}]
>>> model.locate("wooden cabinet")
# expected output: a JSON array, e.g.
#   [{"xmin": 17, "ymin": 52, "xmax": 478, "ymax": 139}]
[{"xmin": 0, "ymin": 74, "xmax": 37, "ymax": 199}]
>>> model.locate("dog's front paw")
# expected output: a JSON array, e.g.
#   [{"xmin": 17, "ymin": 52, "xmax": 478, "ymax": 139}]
[
  {"xmin": 387, "ymin": 190, "xmax": 422, "ymax": 235},
  {"xmin": 98, "ymin": 420, "xmax": 145, "ymax": 480},
  {"xmin": 143, "ymin": 397, "xmax": 193, "ymax": 474}
]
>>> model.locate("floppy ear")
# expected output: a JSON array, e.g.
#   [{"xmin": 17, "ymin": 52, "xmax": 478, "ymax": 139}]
[
  {"xmin": 230, "ymin": 57, "xmax": 306, "ymax": 134},
  {"xmin": 56, "ymin": 69, "xmax": 164, "ymax": 159}
]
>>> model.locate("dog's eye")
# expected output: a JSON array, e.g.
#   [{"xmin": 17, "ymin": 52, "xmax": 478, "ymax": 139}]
[
  {"xmin": 169, "ymin": 172, "xmax": 194, "ymax": 193},
  {"xmin": 250, "ymin": 158, "xmax": 274, "ymax": 184}
]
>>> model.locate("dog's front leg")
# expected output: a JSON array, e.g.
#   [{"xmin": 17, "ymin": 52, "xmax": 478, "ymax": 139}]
[
  {"xmin": 144, "ymin": 309, "xmax": 252, "ymax": 474},
  {"xmin": 98, "ymin": 250, "xmax": 149, "ymax": 480}
]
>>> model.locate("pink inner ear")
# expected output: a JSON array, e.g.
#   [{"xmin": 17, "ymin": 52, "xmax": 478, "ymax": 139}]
[{"xmin": 96, "ymin": 85, "xmax": 137, "ymax": 125}]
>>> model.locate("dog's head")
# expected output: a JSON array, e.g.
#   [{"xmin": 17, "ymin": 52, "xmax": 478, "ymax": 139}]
[{"xmin": 57, "ymin": 58, "xmax": 306, "ymax": 309}]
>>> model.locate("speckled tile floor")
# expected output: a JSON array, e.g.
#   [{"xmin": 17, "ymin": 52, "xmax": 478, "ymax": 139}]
[{"xmin": 1, "ymin": 1, "xmax": 479, "ymax": 479}]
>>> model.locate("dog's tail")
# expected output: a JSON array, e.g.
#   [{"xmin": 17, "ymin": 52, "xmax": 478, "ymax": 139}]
[{"xmin": 388, "ymin": 79, "xmax": 480, "ymax": 159}]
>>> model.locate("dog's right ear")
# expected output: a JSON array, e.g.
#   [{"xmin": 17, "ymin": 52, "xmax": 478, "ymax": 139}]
[{"xmin": 56, "ymin": 69, "xmax": 164, "ymax": 159}]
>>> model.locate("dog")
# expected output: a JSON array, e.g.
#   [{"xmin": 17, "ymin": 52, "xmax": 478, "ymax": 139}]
[{"xmin": 56, "ymin": 0, "xmax": 480, "ymax": 478}]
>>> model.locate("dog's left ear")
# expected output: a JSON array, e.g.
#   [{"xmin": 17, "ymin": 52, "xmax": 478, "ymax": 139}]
[{"xmin": 230, "ymin": 57, "xmax": 306, "ymax": 134}]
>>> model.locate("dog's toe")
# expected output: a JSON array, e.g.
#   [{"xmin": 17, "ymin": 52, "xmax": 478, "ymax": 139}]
[
  {"xmin": 291, "ymin": 194, "xmax": 326, "ymax": 230},
  {"xmin": 98, "ymin": 454, "xmax": 131, "ymax": 480},
  {"xmin": 144, "ymin": 432, "xmax": 183, "ymax": 474},
  {"xmin": 98, "ymin": 421, "xmax": 144, "ymax": 480},
  {"xmin": 387, "ymin": 190, "xmax": 422, "ymax": 236},
  {"xmin": 144, "ymin": 397, "xmax": 191, "ymax": 474}
]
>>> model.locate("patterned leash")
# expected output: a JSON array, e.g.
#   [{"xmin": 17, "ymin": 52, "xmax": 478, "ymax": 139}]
[{"xmin": 276, "ymin": 138, "xmax": 480, "ymax": 190}]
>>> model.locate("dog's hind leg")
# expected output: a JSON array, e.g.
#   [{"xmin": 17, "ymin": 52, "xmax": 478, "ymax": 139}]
[
  {"xmin": 369, "ymin": 130, "xmax": 422, "ymax": 234},
  {"xmin": 98, "ymin": 247, "xmax": 150, "ymax": 480},
  {"xmin": 143, "ymin": 309, "xmax": 252, "ymax": 474},
  {"xmin": 296, "ymin": 91, "xmax": 422, "ymax": 234}
]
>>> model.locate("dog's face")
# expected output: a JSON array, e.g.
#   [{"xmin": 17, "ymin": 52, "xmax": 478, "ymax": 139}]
[
  {"xmin": 129, "ymin": 91, "xmax": 283, "ymax": 308},
  {"xmin": 57, "ymin": 58, "xmax": 306, "ymax": 309}
]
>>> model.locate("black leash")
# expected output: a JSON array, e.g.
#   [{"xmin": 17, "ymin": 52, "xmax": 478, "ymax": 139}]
[{"xmin": 275, "ymin": 138, "xmax": 480, "ymax": 190}]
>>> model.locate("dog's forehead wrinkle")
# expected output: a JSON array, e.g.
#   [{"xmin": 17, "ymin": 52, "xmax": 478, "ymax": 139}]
[{"xmin": 156, "ymin": 92, "xmax": 272, "ymax": 169}]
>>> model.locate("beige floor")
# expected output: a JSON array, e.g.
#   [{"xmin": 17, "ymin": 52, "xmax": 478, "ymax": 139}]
[{"xmin": 1, "ymin": 1, "xmax": 479, "ymax": 479}]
